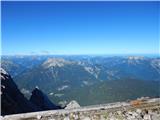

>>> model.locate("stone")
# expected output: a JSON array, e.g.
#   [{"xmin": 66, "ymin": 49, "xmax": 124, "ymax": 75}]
[
  {"xmin": 63, "ymin": 117, "xmax": 70, "ymax": 120},
  {"xmin": 151, "ymin": 114, "xmax": 160, "ymax": 120},
  {"xmin": 100, "ymin": 115, "xmax": 106, "ymax": 120},
  {"xmin": 136, "ymin": 109, "xmax": 142, "ymax": 114},
  {"xmin": 65, "ymin": 100, "xmax": 80, "ymax": 109},
  {"xmin": 143, "ymin": 114, "xmax": 151, "ymax": 120},
  {"xmin": 128, "ymin": 111, "xmax": 133, "ymax": 115},
  {"xmin": 36, "ymin": 115, "xmax": 41, "ymax": 119},
  {"xmin": 117, "ymin": 111, "xmax": 122, "ymax": 115},
  {"xmin": 132, "ymin": 111, "xmax": 138, "ymax": 117},
  {"xmin": 82, "ymin": 117, "xmax": 91, "ymax": 120},
  {"xmin": 0, "ymin": 116, "xmax": 4, "ymax": 120},
  {"xmin": 110, "ymin": 116, "xmax": 116, "ymax": 120}
]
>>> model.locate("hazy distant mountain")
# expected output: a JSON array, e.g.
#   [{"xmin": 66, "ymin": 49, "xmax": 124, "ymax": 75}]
[
  {"xmin": 1, "ymin": 55, "xmax": 46, "ymax": 77},
  {"xmin": 14, "ymin": 58, "xmax": 97, "ymax": 93},
  {"xmin": 1, "ymin": 55, "xmax": 160, "ymax": 106}
]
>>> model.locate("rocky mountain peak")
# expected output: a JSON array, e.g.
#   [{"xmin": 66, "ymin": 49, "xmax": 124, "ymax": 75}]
[
  {"xmin": 1, "ymin": 68, "xmax": 62, "ymax": 115},
  {"xmin": 65, "ymin": 100, "xmax": 80, "ymax": 109},
  {"xmin": 30, "ymin": 88, "xmax": 61, "ymax": 110},
  {"xmin": 42, "ymin": 58, "xmax": 73, "ymax": 68},
  {"xmin": 0, "ymin": 68, "xmax": 9, "ymax": 75},
  {"xmin": 0, "ymin": 68, "xmax": 9, "ymax": 80},
  {"xmin": 1, "ymin": 67, "xmax": 40, "ymax": 115},
  {"xmin": 127, "ymin": 56, "xmax": 144, "ymax": 60}
]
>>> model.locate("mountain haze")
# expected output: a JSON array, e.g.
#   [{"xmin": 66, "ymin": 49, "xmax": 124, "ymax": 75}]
[{"xmin": 1, "ymin": 55, "xmax": 160, "ymax": 106}]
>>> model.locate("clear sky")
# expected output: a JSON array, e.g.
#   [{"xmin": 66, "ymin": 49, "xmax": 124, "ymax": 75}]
[{"xmin": 1, "ymin": 1, "xmax": 159, "ymax": 55}]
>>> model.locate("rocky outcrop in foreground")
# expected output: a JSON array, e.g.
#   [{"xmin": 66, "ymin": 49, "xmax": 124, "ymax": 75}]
[
  {"xmin": 30, "ymin": 87, "xmax": 61, "ymax": 110},
  {"xmin": 65, "ymin": 100, "xmax": 80, "ymax": 109},
  {"xmin": 1, "ymin": 68, "xmax": 61, "ymax": 115},
  {"xmin": 1, "ymin": 68, "xmax": 40, "ymax": 115},
  {"xmin": 2, "ymin": 98, "xmax": 160, "ymax": 120}
]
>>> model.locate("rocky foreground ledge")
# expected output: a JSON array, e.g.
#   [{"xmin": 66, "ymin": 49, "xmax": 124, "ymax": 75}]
[{"xmin": 2, "ymin": 98, "xmax": 160, "ymax": 120}]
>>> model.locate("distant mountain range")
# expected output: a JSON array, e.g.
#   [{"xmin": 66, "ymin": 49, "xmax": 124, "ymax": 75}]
[{"xmin": 1, "ymin": 55, "xmax": 160, "ymax": 106}]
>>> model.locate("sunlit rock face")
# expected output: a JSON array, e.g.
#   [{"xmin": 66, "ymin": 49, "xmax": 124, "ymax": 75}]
[
  {"xmin": 65, "ymin": 100, "xmax": 80, "ymax": 109},
  {"xmin": 42, "ymin": 58, "xmax": 74, "ymax": 68}
]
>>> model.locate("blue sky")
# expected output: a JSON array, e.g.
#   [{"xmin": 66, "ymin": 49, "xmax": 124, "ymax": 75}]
[{"xmin": 1, "ymin": 1, "xmax": 159, "ymax": 55}]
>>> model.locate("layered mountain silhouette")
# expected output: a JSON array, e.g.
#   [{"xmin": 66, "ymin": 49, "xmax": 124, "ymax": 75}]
[{"xmin": 1, "ymin": 68, "xmax": 61, "ymax": 115}]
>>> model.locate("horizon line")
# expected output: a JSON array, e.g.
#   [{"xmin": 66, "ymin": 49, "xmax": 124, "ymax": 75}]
[{"xmin": 1, "ymin": 53, "xmax": 159, "ymax": 56}]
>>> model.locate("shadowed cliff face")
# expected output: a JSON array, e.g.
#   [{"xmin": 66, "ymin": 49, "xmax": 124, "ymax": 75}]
[
  {"xmin": 30, "ymin": 88, "xmax": 61, "ymax": 110},
  {"xmin": 1, "ymin": 68, "xmax": 61, "ymax": 115},
  {"xmin": 1, "ymin": 68, "xmax": 41, "ymax": 115}
]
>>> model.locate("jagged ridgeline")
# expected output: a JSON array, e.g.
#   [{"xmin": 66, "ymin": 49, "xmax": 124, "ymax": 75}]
[
  {"xmin": 0, "ymin": 68, "xmax": 61, "ymax": 115},
  {"xmin": 1, "ymin": 55, "xmax": 160, "ymax": 107}
]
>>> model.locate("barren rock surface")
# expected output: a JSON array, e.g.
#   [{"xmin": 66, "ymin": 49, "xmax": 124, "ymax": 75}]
[
  {"xmin": 65, "ymin": 100, "xmax": 80, "ymax": 109},
  {"xmin": 2, "ymin": 98, "xmax": 160, "ymax": 120}
]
